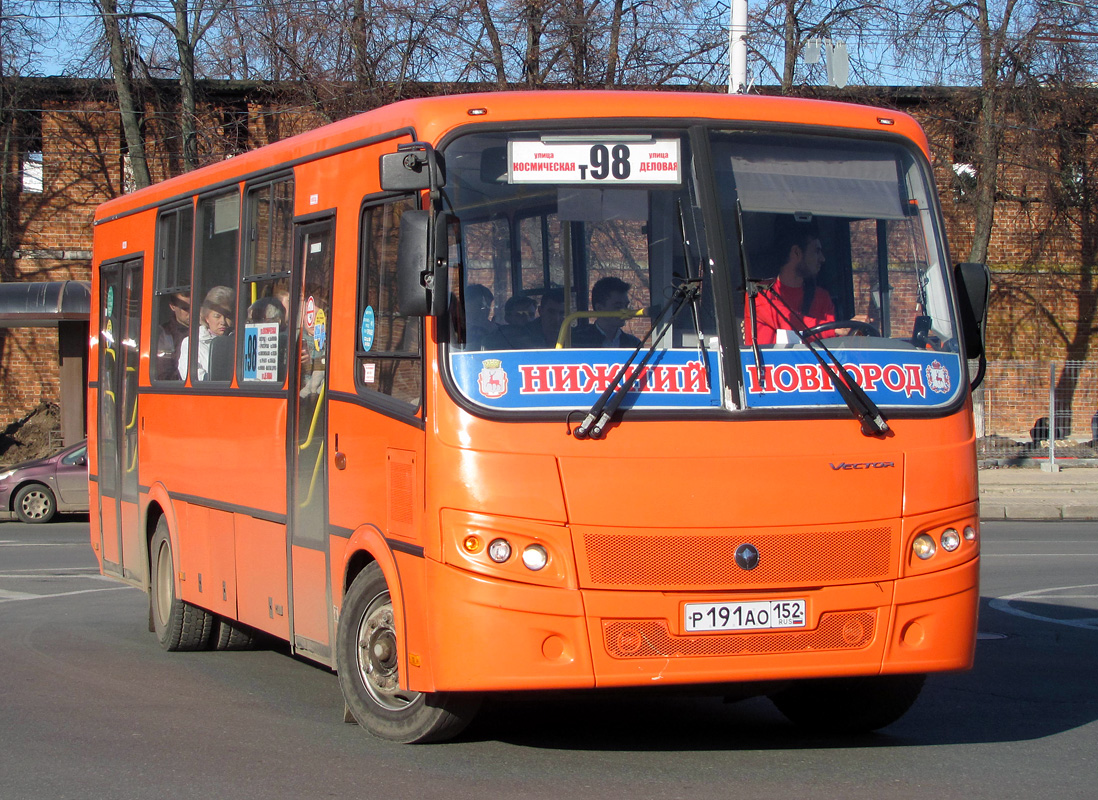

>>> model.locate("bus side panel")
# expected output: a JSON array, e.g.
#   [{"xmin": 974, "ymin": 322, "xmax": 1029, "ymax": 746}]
[
  {"xmin": 177, "ymin": 504, "xmax": 236, "ymax": 617},
  {"xmin": 120, "ymin": 499, "xmax": 143, "ymax": 582},
  {"xmin": 99, "ymin": 495, "xmax": 121, "ymax": 569},
  {"xmin": 88, "ymin": 482, "xmax": 104, "ymax": 571},
  {"xmin": 290, "ymin": 545, "xmax": 329, "ymax": 647},
  {"xmin": 236, "ymin": 516, "xmax": 290, "ymax": 639}
]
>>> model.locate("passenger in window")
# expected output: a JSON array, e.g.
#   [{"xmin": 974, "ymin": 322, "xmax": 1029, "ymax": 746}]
[
  {"xmin": 573, "ymin": 277, "xmax": 643, "ymax": 348},
  {"xmin": 156, "ymin": 292, "xmax": 190, "ymax": 380},
  {"xmin": 178, "ymin": 285, "xmax": 234, "ymax": 381},
  {"xmin": 503, "ymin": 294, "xmax": 536, "ymax": 326},
  {"xmin": 745, "ymin": 218, "xmax": 837, "ymax": 346},
  {"xmin": 485, "ymin": 288, "xmax": 566, "ymax": 349},
  {"xmin": 464, "ymin": 283, "xmax": 499, "ymax": 350}
]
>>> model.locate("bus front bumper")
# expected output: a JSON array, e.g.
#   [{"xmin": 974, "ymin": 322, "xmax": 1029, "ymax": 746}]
[{"xmin": 420, "ymin": 557, "xmax": 978, "ymax": 693}]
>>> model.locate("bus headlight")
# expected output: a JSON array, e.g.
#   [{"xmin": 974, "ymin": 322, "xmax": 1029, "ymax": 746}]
[
  {"xmin": 912, "ymin": 534, "xmax": 937, "ymax": 560},
  {"xmin": 940, "ymin": 528, "xmax": 961, "ymax": 551},
  {"xmin": 488, "ymin": 538, "xmax": 512, "ymax": 563},
  {"xmin": 522, "ymin": 544, "xmax": 549, "ymax": 571}
]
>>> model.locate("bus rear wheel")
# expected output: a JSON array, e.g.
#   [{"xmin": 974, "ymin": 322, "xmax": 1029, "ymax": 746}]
[
  {"xmin": 149, "ymin": 518, "xmax": 216, "ymax": 651},
  {"xmin": 769, "ymin": 673, "xmax": 926, "ymax": 734},
  {"xmin": 337, "ymin": 562, "xmax": 479, "ymax": 743}
]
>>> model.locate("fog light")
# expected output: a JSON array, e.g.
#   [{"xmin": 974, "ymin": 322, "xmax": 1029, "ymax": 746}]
[
  {"xmin": 462, "ymin": 535, "xmax": 482, "ymax": 554},
  {"xmin": 488, "ymin": 538, "xmax": 512, "ymax": 563},
  {"xmin": 522, "ymin": 544, "xmax": 548, "ymax": 571},
  {"xmin": 963, "ymin": 525, "xmax": 977, "ymax": 541},
  {"xmin": 941, "ymin": 528, "xmax": 961, "ymax": 551},
  {"xmin": 912, "ymin": 533, "xmax": 937, "ymax": 560}
]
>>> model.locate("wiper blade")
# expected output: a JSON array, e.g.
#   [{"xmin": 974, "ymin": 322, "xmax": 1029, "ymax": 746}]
[
  {"xmin": 574, "ymin": 278, "xmax": 701, "ymax": 440},
  {"xmin": 756, "ymin": 286, "xmax": 891, "ymax": 438},
  {"xmin": 675, "ymin": 199, "xmax": 712, "ymax": 392}
]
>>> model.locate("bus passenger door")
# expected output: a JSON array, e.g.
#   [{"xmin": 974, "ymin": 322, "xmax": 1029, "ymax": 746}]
[
  {"xmin": 96, "ymin": 258, "xmax": 143, "ymax": 581},
  {"xmin": 288, "ymin": 220, "xmax": 335, "ymax": 662}
]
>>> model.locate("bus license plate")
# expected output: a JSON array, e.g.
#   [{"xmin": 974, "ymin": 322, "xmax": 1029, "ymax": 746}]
[{"xmin": 684, "ymin": 599, "xmax": 806, "ymax": 633}]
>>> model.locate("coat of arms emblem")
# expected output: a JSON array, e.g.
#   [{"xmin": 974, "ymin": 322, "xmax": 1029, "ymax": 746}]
[
  {"xmin": 925, "ymin": 359, "xmax": 951, "ymax": 394},
  {"xmin": 477, "ymin": 359, "xmax": 508, "ymax": 399}
]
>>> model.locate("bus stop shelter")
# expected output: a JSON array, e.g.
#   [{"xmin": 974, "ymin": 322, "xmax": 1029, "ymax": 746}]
[{"xmin": 0, "ymin": 280, "xmax": 91, "ymax": 447}]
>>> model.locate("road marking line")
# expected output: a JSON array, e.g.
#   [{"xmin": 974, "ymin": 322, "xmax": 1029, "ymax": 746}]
[
  {"xmin": 988, "ymin": 583, "xmax": 1098, "ymax": 631},
  {"xmin": 0, "ymin": 542, "xmax": 89, "ymax": 547},
  {"xmin": 0, "ymin": 586, "xmax": 135, "ymax": 603}
]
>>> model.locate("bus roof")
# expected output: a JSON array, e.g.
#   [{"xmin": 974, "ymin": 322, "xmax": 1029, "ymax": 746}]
[{"xmin": 94, "ymin": 90, "xmax": 928, "ymax": 224}]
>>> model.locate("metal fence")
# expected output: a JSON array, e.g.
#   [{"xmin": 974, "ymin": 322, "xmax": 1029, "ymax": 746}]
[{"xmin": 976, "ymin": 360, "xmax": 1098, "ymax": 467}]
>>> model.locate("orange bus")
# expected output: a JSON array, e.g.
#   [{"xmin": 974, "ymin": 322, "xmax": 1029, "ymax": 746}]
[{"xmin": 90, "ymin": 91, "xmax": 990, "ymax": 743}]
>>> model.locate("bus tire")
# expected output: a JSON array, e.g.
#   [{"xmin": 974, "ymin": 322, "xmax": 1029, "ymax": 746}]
[
  {"xmin": 14, "ymin": 483, "xmax": 56, "ymax": 523},
  {"xmin": 149, "ymin": 518, "xmax": 215, "ymax": 652},
  {"xmin": 769, "ymin": 673, "xmax": 926, "ymax": 734},
  {"xmin": 213, "ymin": 617, "xmax": 257, "ymax": 650},
  {"xmin": 336, "ymin": 562, "xmax": 480, "ymax": 743}
]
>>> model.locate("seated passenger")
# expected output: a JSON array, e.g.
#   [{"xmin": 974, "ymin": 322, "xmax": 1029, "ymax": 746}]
[
  {"xmin": 745, "ymin": 218, "xmax": 837, "ymax": 345},
  {"xmin": 572, "ymin": 276, "xmax": 642, "ymax": 348},
  {"xmin": 464, "ymin": 283, "xmax": 499, "ymax": 350},
  {"xmin": 503, "ymin": 294, "xmax": 536, "ymax": 326},
  {"xmin": 156, "ymin": 292, "xmax": 190, "ymax": 381},
  {"xmin": 178, "ymin": 285, "xmax": 234, "ymax": 381},
  {"xmin": 485, "ymin": 288, "xmax": 566, "ymax": 349}
]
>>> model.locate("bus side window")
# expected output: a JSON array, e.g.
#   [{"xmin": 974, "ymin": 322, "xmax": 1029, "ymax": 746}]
[
  {"xmin": 189, "ymin": 191, "xmax": 241, "ymax": 383},
  {"xmin": 240, "ymin": 177, "xmax": 293, "ymax": 386},
  {"xmin": 355, "ymin": 198, "xmax": 422, "ymax": 409},
  {"xmin": 152, "ymin": 204, "xmax": 194, "ymax": 383}
]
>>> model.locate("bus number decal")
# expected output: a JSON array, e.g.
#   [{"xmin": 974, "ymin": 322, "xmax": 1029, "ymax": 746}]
[
  {"xmin": 243, "ymin": 323, "xmax": 280, "ymax": 382},
  {"xmin": 509, "ymin": 140, "xmax": 680, "ymax": 184}
]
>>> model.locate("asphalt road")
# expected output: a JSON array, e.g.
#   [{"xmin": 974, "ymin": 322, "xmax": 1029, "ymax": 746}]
[{"xmin": 1, "ymin": 518, "xmax": 1096, "ymax": 800}]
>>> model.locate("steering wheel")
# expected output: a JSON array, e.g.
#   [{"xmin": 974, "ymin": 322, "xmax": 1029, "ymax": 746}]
[{"xmin": 802, "ymin": 319, "xmax": 880, "ymax": 339}]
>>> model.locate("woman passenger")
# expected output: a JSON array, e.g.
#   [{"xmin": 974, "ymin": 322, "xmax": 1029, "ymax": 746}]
[{"xmin": 178, "ymin": 285, "xmax": 234, "ymax": 381}]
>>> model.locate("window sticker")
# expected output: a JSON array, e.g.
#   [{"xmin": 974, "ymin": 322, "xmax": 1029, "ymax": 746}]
[
  {"xmin": 243, "ymin": 322, "xmax": 281, "ymax": 382},
  {"xmin": 313, "ymin": 308, "xmax": 327, "ymax": 352},
  {"xmin": 450, "ymin": 348, "xmax": 720, "ymax": 411},
  {"xmin": 739, "ymin": 349, "xmax": 963, "ymax": 409},
  {"xmin": 360, "ymin": 306, "xmax": 376, "ymax": 352},
  {"xmin": 508, "ymin": 140, "xmax": 681, "ymax": 184}
]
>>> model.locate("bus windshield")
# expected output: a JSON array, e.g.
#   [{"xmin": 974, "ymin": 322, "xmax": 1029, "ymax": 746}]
[{"xmin": 443, "ymin": 126, "xmax": 964, "ymax": 418}]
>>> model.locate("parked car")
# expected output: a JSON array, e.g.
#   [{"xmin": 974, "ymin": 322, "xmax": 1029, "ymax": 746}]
[{"xmin": 0, "ymin": 440, "xmax": 89, "ymax": 523}]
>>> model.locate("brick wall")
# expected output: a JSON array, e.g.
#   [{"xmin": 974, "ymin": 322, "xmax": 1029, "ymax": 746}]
[{"xmin": 2, "ymin": 81, "xmax": 1096, "ymax": 426}]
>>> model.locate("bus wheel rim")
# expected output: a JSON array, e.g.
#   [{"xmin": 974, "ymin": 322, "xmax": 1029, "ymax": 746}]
[
  {"xmin": 155, "ymin": 540, "xmax": 173, "ymax": 627},
  {"xmin": 357, "ymin": 590, "xmax": 418, "ymax": 711}
]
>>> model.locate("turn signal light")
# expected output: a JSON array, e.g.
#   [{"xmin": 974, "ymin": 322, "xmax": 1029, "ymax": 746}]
[{"xmin": 462, "ymin": 535, "xmax": 482, "ymax": 554}]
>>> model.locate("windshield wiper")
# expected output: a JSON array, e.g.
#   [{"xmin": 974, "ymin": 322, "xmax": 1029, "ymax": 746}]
[
  {"xmin": 677, "ymin": 199, "xmax": 712, "ymax": 391},
  {"xmin": 574, "ymin": 277, "xmax": 702, "ymax": 440},
  {"xmin": 755, "ymin": 286, "xmax": 891, "ymax": 438}
]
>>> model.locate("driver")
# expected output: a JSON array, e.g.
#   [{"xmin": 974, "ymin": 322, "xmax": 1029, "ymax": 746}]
[{"xmin": 745, "ymin": 217, "xmax": 839, "ymax": 346}]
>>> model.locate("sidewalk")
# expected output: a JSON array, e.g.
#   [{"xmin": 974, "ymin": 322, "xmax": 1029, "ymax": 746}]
[{"xmin": 979, "ymin": 465, "xmax": 1098, "ymax": 521}]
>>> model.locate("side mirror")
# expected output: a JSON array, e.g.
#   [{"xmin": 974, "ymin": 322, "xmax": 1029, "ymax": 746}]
[
  {"xmin": 954, "ymin": 261, "xmax": 990, "ymax": 359},
  {"xmin": 396, "ymin": 210, "xmax": 451, "ymax": 317},
  {"xmin": 380, "ymin": 142, "xmax": 445, "ymax": 192}
]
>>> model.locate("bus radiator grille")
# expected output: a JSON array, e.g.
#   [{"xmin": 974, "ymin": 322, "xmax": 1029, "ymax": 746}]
[
  {"xmin": 580, "ymin": 527, "xmax": 893, "ymax": 589},
  {"xmin": 602, "ymin": 611, "xmax": 875, "ymax": 659}
]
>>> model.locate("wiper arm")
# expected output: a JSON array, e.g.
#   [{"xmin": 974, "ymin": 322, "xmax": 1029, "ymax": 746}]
[
  {"xmin": 676, "ymin": 199, "xmax": 712, "ymax": 391},
  {"xmin": 574, "ymin": 278, "xmax": 701, "ymax": 440},
  {"xmin": 732, "ymin": 199, "xmax": 768, "ymax": 390},
  {"xmin": 756, "ymin": 286, "xmax": 891, "ymax": 438}
]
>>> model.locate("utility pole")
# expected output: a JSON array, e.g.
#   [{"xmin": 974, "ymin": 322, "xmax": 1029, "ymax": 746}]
[{"xmin": 728, "ymin": 0, "xmax": 748, "ymax": 93}]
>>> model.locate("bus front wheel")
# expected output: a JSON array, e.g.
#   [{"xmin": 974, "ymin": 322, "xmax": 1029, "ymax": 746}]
[
  {"xmin": 769, "ymin": 673, "xmax": 926, "ymax": 734},
  {"xmin": 149, "ymin": 518, "xmax": 216, "ymax": 651},
  {"xmin": 337, "ymin": 562, "xmax": 480, "ymax": 743}
]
